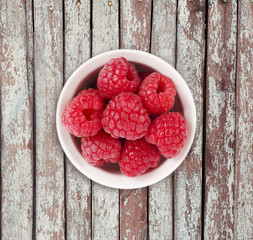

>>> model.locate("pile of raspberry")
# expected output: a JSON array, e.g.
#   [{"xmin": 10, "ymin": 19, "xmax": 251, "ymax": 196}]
[{"xmin": 62, "ymin": 57, "xmax": 188, "ymax": 177}]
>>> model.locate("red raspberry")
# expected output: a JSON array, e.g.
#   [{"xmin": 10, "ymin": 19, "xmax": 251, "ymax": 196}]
[
  {"xmin": 138, "ymin": 72, "xmax": 176, "ymax": 115},
  {"xmin": 145, "ymin": 112, "xmax": 188, "ymax": 158},
  {"xmin": 119, "ymin": 138, "xmax": 161, "ymax": 177},
  {"xmin": 62, "ymin": 89, "xmax": 104, "ymax": 137},
  {"xmin": 102, "ymin": 92, "xmax": 151, "ymax": 140},
  {"xmin": 81, "ymin": 130, "xmax": 122, "ymax": 167},
  {"xmin": 138, "ymin": 71, "xmax": 151, "ymax": 81},
  {"xmin": 97, "ymin": 57, "xmax": 141, "ymax": 99}
]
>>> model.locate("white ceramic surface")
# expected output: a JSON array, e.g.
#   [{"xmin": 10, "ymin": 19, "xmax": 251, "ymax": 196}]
[{"xmin": 56, "ymin": 49, "xmax": 196, "ymax": 189}]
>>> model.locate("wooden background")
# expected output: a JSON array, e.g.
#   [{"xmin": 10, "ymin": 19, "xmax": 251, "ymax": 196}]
[{"xmin": 0, "ymin": 0, "xmax": 252, "ymax": 239}]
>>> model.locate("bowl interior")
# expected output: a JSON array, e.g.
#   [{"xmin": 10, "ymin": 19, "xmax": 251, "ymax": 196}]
[{"xmin": 56, "ymin": 49, "xmax": 196, "ymax": 189}]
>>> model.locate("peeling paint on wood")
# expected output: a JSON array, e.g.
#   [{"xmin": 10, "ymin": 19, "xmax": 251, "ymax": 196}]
[
  {"xmin": 174, "ymin": 0, "xmax": 205, "ymax": 239},
  {"xmin": 33, "ymin": 1, "xmax": 65, "ymax": 239},
  {"xmin": 0, "ymin": 0, "xmax": 33, "ymax": 239},
  {"xmin": 151, "ymin": 0, "xmax": 177, "ymax": 66},
  {"xmin": 92, "ymin": 0, "xmax": 119, "ymax": 55},
  {"xmin": 120, "ymin": 189, "xmax": 148, "ymax": 240},
  {"xmin": 120, "ymin": 0, "xmax": 152, "ymax": 51},
  {"xmin": 92, "ymin": 1, "xmax": 119, "ymax": 239},
  {"xmin": 92, "ymin": 184, "xmax": 119, "ymax": 239},
  {"xmin": 64, "ymin": 0, "xmax": 92, "ymax": 239},
  {"xmin": 149, "ymin": 0, "xmax": 177, "ymax": 239},
  {"xmin": 205, "ymin": 0, "xmax": 237, "ymax": 239},
  {"xmin": 234, "ymin": 1, "xmax": 253, "ymax": 239}
]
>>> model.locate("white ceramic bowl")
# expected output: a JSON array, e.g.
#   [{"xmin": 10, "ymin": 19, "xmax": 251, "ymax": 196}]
[{"xmin": 56, "ymin": 49, "xmax": 196, "ymax": 189}]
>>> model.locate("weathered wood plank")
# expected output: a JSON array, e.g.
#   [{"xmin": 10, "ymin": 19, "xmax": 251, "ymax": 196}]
[
  {"xmin": 204, "ymin": 0, "xmax": 237, "ymax": 239},
  {"xmin": 149, "ymin": 0, "xmax": 177, "ymax": 239},
  {"xmin": 174, "ymin": 0, "xmax": 205, "ymax": 239},
  {"xmin": 234, "ymin": 1, "xmax": 253, "ymax": 239},
  {"xmin": 120, "ymin": 0, "xmax": 151, "ymax": 51},
  {"xmin": 0, "ymin": 1, "xmax": 33, "ymax": 239},
  {"xmin": 151, "ymin": 0, "xmax": 177, "ymax": 66},
  {"xmin": 92, "ymin": 0, "xmax": 119, "ymax": 56},
  {"xmin": 64, "ymin": 0, "xmax": 92, "ymax": 239},
  {"xmin": 92, "ymin": 1, "xmax": 119, "ymax": 239},
  {"xmin": 120, "ymin": 189, "xmax": 148, "ymax": 240},
  {"xmin": 34, "ymin": 1, "xmax": 65, "ymax": 239},
  {"xmin": 120, "ymin": 1, "xmax": 151, "ymax": 239}
]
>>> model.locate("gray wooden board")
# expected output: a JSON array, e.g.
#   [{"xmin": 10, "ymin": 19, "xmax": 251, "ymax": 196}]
[
  {"xmin": 64, "ymin": 0, "xmax": 92, "ymax": 239},
  {"xmin": 174, "ymin": 0, "xmax": 205, "ymax": 238},
  {"xmin": 0, "ymin": 1, "xmax": 33, "ymax": 239},
  {"xmin": 92, "ymin": 1, "xmax": 120, "ymax": 239},
  {"xmin": 149, "ymin": 0, "xmax": 177, "ymax": 239},
  {"xmin": 234, "ymin": 0, "xmax": 253, "ymax": 239},
  {"xmin": 34, "ymin": 1, "xmax": 65, "ymax": 239},
  {"xmin": 205, "ymin": 0, "xmax": 237, "ymax": 238}
]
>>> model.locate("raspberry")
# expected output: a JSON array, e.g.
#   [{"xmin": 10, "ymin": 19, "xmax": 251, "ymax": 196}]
[
  {"xmin": 102, "ymin": 92, "xmax": 151, "ymax": 140},
  {"xmin": 138, "ymin": 71, "xmax": 151, "ymax": 81},
  {"xmin": 145, "ymin": 112, "xmax": 188, "ymax": 158},
  {"xmin": 97, "ymin": 57, "xmax": 141, "ymax": 99},
  {"xmin": 81, "ymin": 130, "xmax": 122, "ymax": 167},
  {"xmin": 119, "ymin": 138, "xmax": 161, "ymax": 177},
  {"xmin": 138, "ymin": 72, "xmax": 176, "ymax": 115},
  {"xmin": 62, "ymin": 89, "xmax": 104, "ymax": 137}
]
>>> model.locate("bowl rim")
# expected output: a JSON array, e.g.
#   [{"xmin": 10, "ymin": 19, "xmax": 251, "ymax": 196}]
[{"xmin": 56, "ymin": 49, "xmax": 196, "ymax": 189}]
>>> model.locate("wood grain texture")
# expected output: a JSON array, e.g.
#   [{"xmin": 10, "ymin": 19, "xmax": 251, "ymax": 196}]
[
  {"xmin": 234, "ymin": 1, "xmax": 253, "ymax": 239},
  {"xmin": 120, "ymin": 1, "xmax": 151, "ymax": 239},
  {"xmin": 0, "ymin": 0, "xmax": 33, "ymax": 239},
  {"xmin": 149, "ymin": 0, "xmax": 177, "ymax": 239},
  {"xmin": 34, "ymin": 1, "xmax": 65, "ymax": 239},
  {"xmin": 204, "ymin": 0, "xmax": 237, "ymax": 239},
  {"xmin": 92, "ymin": 1, "xmax": 119, "ymax": 239},
  {"xmin": 174, "ymin": 1, "xmax": 205, "ymax": 239},
  {"xmin": 64, "ymin": 0, "xmax": 92, "ymax": 239}
]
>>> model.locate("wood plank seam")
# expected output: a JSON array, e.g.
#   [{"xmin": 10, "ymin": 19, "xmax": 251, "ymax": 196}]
[
  {"xmin": 117, "ymin": 0, "xmax": 121, "ymax": 200},
  {"xmin": 90, "ymin": 1, "xmax": 93, "ymax": 238},
  {"xmin": 147, "ymin": 2, "xmax": 153, "ymax": 238},
  {"xmin": 233, "ymin": 0, "xmax": 239, "ymax": 238},
  {"xmin": 0, "ymin": 53, "xmax": 2, "ymax": 240},
  {"xmin": 201, "ymin": 0, "xmax": 209, "ymax": 238},
  {"xmin": 62, "ymin": 0, "xmax": 67, "ymax": 239},
  {"xmin": 173, "ymin": 1, "xmax": 179, "ymax": 239},
  {"xmin": 118, "ymin": 0, "xmax": 121, "ymax": 49},
  {"xmin": 27, "ymin": 0, "xmax": 37, "ymax": 239}
]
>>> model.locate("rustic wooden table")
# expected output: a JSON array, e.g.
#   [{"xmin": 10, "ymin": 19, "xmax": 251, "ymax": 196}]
[{"xmin": 0, "ymin": 0, "xmax": 252, "ymax": 239}]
